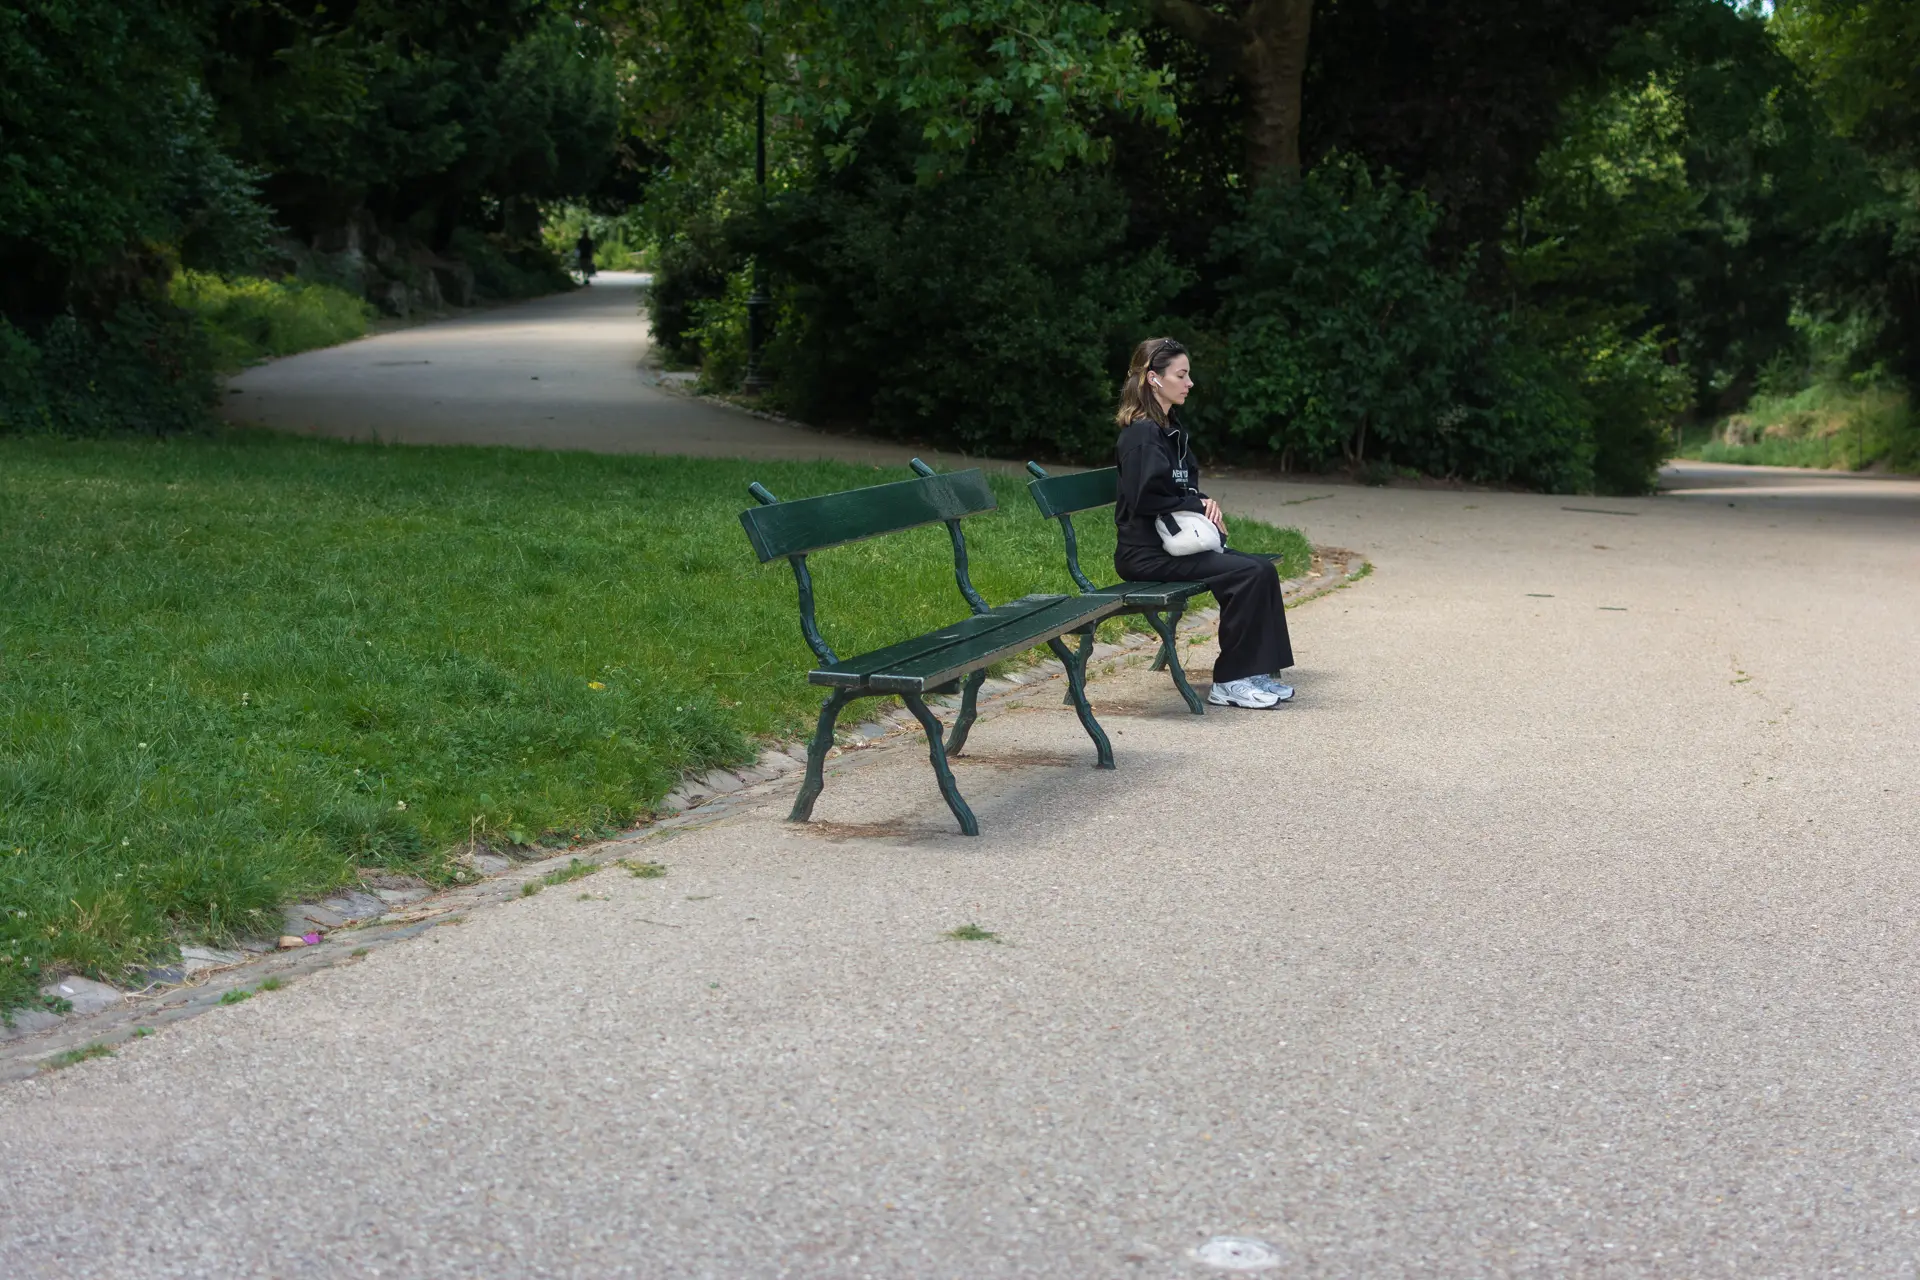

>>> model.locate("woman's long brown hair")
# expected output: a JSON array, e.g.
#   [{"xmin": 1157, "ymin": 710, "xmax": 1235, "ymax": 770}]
[{"xmin": 1115, "ymin": 336, "xmax": 1189, "ymax": 428}]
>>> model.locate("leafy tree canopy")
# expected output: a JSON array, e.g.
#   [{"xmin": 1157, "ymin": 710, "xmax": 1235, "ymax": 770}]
[
  {"xmin": 0, "ymin": 1, "xmax": 269, "ymax": 316},
  {"xmin": 610, "ymin": 0, "xmax": 1177, "ymax": 178},
  {"xmin": 202, "ymin": 0, "xmax": 620, "ymax": 242},
  {"xmin": 1774, "ymin": 0, "xmax": 1920, "ymax": 162}
]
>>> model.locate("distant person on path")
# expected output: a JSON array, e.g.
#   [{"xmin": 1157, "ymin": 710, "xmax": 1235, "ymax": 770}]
[
  {"xmin": 575, "ymin": 229, "xmax": 596, "ymax": 282},
  {"xmin": 1112, "ymin": 336, "xmax": 1294, "ymax": 709}
]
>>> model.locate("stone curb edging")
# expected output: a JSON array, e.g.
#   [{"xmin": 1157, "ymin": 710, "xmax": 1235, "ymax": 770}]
[
  {"xmin": 1, "ymin": 548, "xmax": 1370, "ymax": 1079},
  {"xmin": 645, "ymin": 369, "xmax": 817, "ymax": 434}
]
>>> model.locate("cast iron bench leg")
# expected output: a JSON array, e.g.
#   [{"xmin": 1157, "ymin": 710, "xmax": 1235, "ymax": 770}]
[
  {"xmin": 1147, "ymin": 609, "xmax": 1173, "ymax": 670},
  {"xmin": 1146, "ymin": 607, "xmax": 1204, "ymax": 714},
  {"xmin": 1048, "ymin": 633, "xmax": 1115, "ymax": 769},
  {"xmin": 1061, "ymin": 629, "xmax": 1097, "ymax": 706},
  {"xmin": 790, "ymin": 687, "xmax": 856, "ymax": 823},
  {"xmin": 903, "ymin": 693, "xmax": 980, "ymax": 836},
  {"xmin": 944, "ymin": 669, "xmax": 988, "ymax": 759}
]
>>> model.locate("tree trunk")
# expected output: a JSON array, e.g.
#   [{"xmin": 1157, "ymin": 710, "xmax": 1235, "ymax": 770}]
[
  {"xmin": 1152, "ymin": 0, "xmax": 1314, "ymax": 179},
  {"xmin": 1242, "ymin": 0, "xmax": 1313, "ymax": 177}
]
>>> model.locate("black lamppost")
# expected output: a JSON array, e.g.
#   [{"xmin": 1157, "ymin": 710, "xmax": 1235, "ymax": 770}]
[{"xmin": 741, "ymin": 37, "xmax": 771, "ymax": 395}]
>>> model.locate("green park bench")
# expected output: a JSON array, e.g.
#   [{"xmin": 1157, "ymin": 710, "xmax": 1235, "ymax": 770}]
[
  {"xmin": 1022, "ymin": 461, "xmax": 1290, "ymax": 716},
  {"xmin": 740, "ymin": 468, "xmax": 1120, "ymax": 837}
]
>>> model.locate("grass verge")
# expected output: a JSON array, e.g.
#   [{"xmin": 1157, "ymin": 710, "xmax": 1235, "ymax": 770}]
[
  {"xmin": 1680, "ymin": 382, "xmax": 1920, "ymax": 473},
  {"xmin": 170, "ymin": 272, "xmax": 373, "ymax": 373},
  {"xmin": 0, "ymin": 432, "xmax": 1308, "ymax": 1010},
  {"xmin": 42, "ymin": 1043, "xmax": 114, "ymax": 1070}
]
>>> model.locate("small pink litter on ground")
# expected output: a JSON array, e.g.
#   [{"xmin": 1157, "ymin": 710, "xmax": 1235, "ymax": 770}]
[{"xmin": 301, "ymin": 932, "xmax": 321, "ymax": 946}]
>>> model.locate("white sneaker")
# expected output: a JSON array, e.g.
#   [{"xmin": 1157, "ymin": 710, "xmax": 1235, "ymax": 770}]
[
  {"xmin": 1208, "ymin": 677, "xmax": 1280, "ymax": 709},
  {"xmin": 1250, "ymin": 674, "xmax": 1294, "ymax": 702}
]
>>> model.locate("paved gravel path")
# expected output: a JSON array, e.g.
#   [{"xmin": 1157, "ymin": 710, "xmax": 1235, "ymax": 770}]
[
  {"xmin": 6, "ymin": 287, "xmax": 1919, "ymax": 1276},
  {"xmin": 219, "ymin": 273, "xmax": 977, "ymax": 467}
]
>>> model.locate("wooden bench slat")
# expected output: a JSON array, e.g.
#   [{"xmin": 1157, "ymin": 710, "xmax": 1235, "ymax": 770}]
[
  {"xmin": 1089, "ymin": 579, "xmax": 1213, "ymax": 608},
  {"xmin": 808, "ymin": 594, "xmax": 1078, "ymax": 688},
  {"xmin": 863, "ymin": 595, "xmax": 1120, "ymax": 693},
  {"xmin": 740, "ymin": 469, "xmax": 998, "ymax": 562}
]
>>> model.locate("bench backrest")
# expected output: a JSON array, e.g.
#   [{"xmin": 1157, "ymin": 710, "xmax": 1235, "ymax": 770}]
[
  {"xmin": 1024, "ymin": 462, "xmax": 1117, "ymax": 593},
  {"xmin": 740, "ymin": 468, "xmax": 999, "ymax": 669},
  {"xmin": 1026, "ymin": 466, "xmax": 1118, "ymax": 520},
  {"xmin": 739, "ymin": 470, "xmax": 997, "ymax": 562}
]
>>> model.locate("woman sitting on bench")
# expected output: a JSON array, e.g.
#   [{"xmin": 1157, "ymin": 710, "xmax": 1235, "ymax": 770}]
[{"xmin": 1112, "ymin": 336, "xmax": 1295, "ymax": 709}]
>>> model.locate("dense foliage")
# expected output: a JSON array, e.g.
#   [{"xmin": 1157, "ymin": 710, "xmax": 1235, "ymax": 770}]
[
  {"xmin": 170, "ymin": 273, "xmax": 373, "ymax": 372},
  {"xmin": 1203, "ymin": 164, "xmax": 1501, "ymax": 478},
  {"xmin": 1, "ymin": 0, "xmax": 628, "ymax": 436},
  {"xmin": 0, "ymin": 1, "xmax": 259, "ymax": 434},
  {"xmin": 629, "ymin": 0, "xmax": 1920, "ymax": 491},
  {"xmin": 8, "ymin": 0, "xmax": 1920, "ymax": 471},
  {"xmin": 202, "ymin": 0, "xmax": 620, "ymax": 245},
  {"xmin": 750, "ymin": 148, "xmax": 1186, "ymax": 456}
]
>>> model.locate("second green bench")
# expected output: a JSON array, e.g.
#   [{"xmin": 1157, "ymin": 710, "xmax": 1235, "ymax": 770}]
[{"xmin": 1022, "ymin": 462, "xmax": 1289, "ymax": 715}]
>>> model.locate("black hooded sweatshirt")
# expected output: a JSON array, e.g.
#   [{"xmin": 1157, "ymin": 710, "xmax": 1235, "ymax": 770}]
[{"xmin": 1114, "ymin": 413, "xmax": 1207, "ymax": 550}]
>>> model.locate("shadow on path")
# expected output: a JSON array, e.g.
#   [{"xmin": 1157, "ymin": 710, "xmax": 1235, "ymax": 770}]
[{"xmin": 1661, "ymin": 459, "xmax": 1920, "ymax": 520}]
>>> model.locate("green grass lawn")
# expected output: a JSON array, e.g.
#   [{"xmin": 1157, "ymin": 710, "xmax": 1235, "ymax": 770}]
[
  {"xmin": 0, "ymin": 432, "xmax": 1309, "ymax": 1009},
  {"xmin": 1679, "ymin": 382, "xmax": 1920, "ymax": 473}
]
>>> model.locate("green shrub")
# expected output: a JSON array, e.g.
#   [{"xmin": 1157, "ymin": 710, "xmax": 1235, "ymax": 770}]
[
  {"xmin": 647, "ymin": 232, "xmax": 734, "ymax": 368},
  {"xmin": 0, "ymin": 3, "xmax": 273, "ymax": 305},
  {"xmin": 170, "ymin": 273, "xmax": 372, "ymax": 371},
  {"xmin": 1201, "ymin": 159, "xmax": 1491, "ymax": 475},
  {"xmin": 0, "ymin": 304, "xmax": 216, "ymax": 438},
  {"xmin": 689, "ymin": 267, "xmax": 754, "ymax": 394},
  {"xmin": 1578, "ymin": 326, "xmax": 1689, "ymax": 494},
  {"xmin": 754, "ymin": 157, "xmax": 1188, "ymax": 457},
  {"xmin": 1196, "ymin": 158, "xmax": 1677, "ymax": 493},
  {"xmin": 1458, "ymin": 337, "xmax": 1598, "ymax": 494},
  {"xmin": 1449, "ymin": 326, "xmax": 1682, "ymax": 497},
  {"xmin": 448, "ymin": 229, "xmax": 574, "ymax": 300}
]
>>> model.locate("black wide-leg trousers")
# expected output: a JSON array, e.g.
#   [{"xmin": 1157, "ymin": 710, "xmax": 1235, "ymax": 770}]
[{"xmin": 1114, "ymin": 544, "xmax": 1294, "ymax": 683}]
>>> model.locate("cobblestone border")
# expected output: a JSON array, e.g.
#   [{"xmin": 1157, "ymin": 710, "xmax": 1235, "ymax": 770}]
[{"xmin": 0, "ymin": 548, "xmax": 1370, "ymax": 1080}]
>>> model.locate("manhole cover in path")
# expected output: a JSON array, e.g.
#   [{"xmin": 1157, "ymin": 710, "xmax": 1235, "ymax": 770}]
[{"xmin": 1192, "ymin": 1236, "xmax": 1286, "ymax": 1271}]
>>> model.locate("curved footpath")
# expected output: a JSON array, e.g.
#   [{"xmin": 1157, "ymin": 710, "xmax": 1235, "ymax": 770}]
[
  {"xmin": 3, "ymin": 282, "xmax": 1919, "ymax": 1277},
  {"xmin": 219, "ymin": 271, "xmax": 980, "ymax": 467}
]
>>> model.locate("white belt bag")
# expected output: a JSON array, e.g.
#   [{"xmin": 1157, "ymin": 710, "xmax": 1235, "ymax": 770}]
[{"xmin": 1157, "ymin": 509, "xmax": 1223, "ymax": 557}]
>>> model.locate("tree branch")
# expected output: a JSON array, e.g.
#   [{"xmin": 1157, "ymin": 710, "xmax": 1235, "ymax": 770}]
[{"xmin": 1151, "ymin": 0, "xmax": 1245, "ymax": 64}]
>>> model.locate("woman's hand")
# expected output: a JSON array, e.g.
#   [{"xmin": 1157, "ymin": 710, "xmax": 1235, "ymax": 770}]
[{"xmin": 1202, "ymin": 497, "xmax": 1226, "ymax": 535}]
